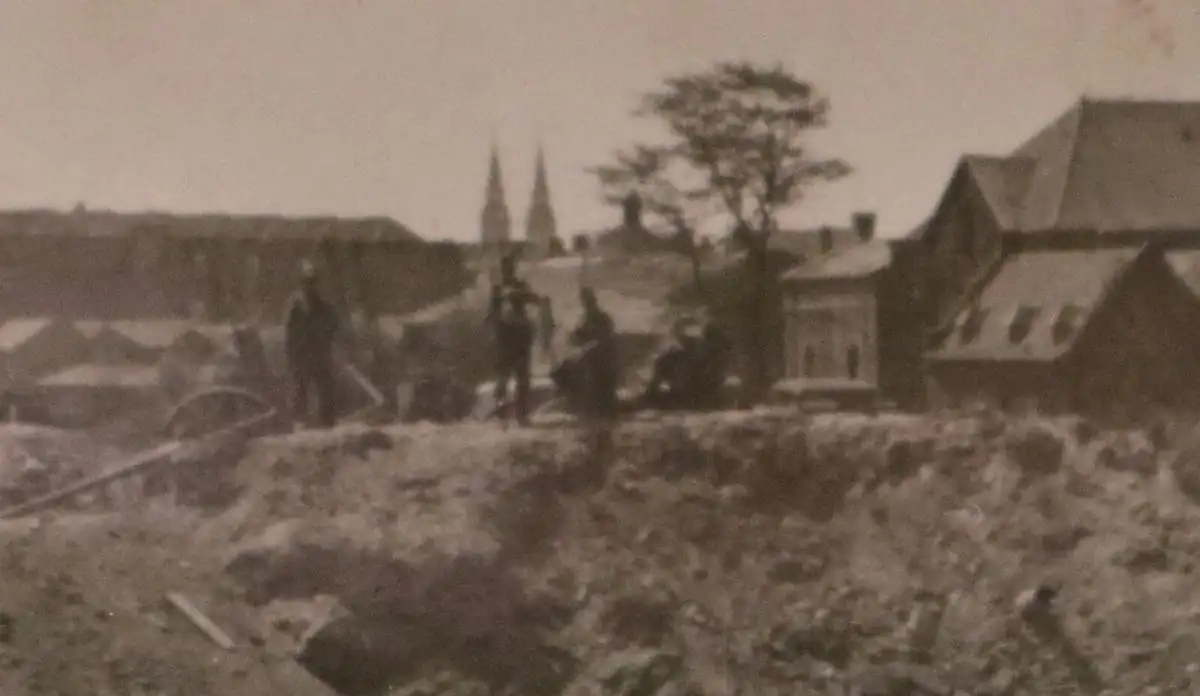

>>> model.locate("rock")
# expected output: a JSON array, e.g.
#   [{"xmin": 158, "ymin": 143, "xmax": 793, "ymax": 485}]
[
  {"xmin": 597, "ymin": 650, "xmax": 683, "ymax": 696},
  {"xmin": 601, "ymin": 594, "xmax": 676, "ymax": 648},
  {"xmin": 1114, "ymin": 544, "xmax": 1170, "ymax": 574},
  {"xmin": 1094, "ymin": 432, "xmax": 1157, "ymax": 476},
  {"xmin": 1005, "ymin": 425, "xmax": 1065, "ymax": 478}
]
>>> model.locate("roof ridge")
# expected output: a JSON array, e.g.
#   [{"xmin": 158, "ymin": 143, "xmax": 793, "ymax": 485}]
[
  {"xmin": 1047, "ymin": 101, "xmax": 1086, "ymax": 229},
  {"xmin": 1079, "ymin": 96, "xmax": 1200, "ymax": 107}
]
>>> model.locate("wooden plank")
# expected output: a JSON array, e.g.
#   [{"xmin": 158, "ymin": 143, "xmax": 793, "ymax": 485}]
[
  {"xmin": 165, "ymin": 592, "xmax": 236, "ymax": 650},
  {"xmin": 0, "ymin": 408, "xmax": 277, "ymax": 519},
  {"xmin": 345, "ymin": 363, "xmax": 385, "ymax": 407},
  {"xmin": 343, "ymin": 363, "xmax": 386, "ymax": 423}
]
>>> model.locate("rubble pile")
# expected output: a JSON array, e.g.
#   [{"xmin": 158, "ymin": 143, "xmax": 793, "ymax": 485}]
[{"xmin": 4, "ymin": 410, "xmax": 1200, "ymax": 694}]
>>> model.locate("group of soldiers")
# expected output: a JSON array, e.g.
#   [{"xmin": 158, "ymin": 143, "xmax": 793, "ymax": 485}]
[
  {"xmin": 281, "ymin": 254, "xmax": 731, "ymax": 429},
  {"xmin": 488, "ymin": 253, "xmax": 732, "ymax": 424},
  {"xmin": 489, "ymin": 254, "xmax": 620, "ymax": 425}
]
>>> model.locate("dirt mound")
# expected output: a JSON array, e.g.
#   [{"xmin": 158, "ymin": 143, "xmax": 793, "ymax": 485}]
[{"xmin": 5, "ymin": 412, "xmax": 1200, "ymax": 694}]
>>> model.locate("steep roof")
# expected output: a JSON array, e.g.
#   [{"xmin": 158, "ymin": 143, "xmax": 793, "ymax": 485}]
[
  {"xmin": 963, "ymin": 156, "xmax": 1035, "ymax": 231},
  {"xmin": 1165, "ymin": 250, "xmax": 1200, "ymax": 296},
  {"xmin": 782, "ymin": 240, "xmax": 892, "ymax": 282},
  {"xmin": 0, "ymin": 319, "xmax": 53, "ymax": 352},
  {"xmin": 929, "ymin": 247, "xmax": 1143, "ymax": 361},
  {"xmin": 0, "ymin": 209, "xmax": 423, "ymax": 242},
  {"xmin": 960, "ymin": 98, "xmax": 1200, "ymax": 233}
]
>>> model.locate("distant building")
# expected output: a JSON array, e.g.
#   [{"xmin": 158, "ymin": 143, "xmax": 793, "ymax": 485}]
[
  {"xmin": 775, "ymin": 235, "xmax": 924, "ymax": 409},
  {"xmin": 719, "ymin": 212, "xmax": 876, "ymax": 261},
  {"xmin": 927, "ymin": 245, "xmax": 1200, "ymax": 415},
  {"xmin": 523, "ymin": 147, "xmax": 561, "ymax": 260},
  {"xmin": 593, "ymin": 193, "xmax": 677, "ymax": 257},
  {"xmin": 479, "ymin": 146, "xmax": 513, "ymax": 277},
  {"xmin": 910, "ymin": 97, "xmax": 1200, "ymax": 416},
  {"xmin": 0, "ymin": 207, "xmax": 468, "ymax": 323}
]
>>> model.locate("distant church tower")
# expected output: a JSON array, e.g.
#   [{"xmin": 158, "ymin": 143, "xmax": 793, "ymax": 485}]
[
  {"xmin": 524, "ymin": 146, "xmax": 558, "ymax": 259},
  {"xmin": 480, "ymin": 145, "xmax": 512, "ymax": 267}
]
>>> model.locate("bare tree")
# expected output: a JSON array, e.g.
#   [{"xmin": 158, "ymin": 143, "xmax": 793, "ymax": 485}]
[{"xmin": 594, "ymin": 61, "xmax": 850, "ymax": 399}]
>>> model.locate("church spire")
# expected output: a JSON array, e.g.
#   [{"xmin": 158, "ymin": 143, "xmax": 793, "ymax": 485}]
[
  {"xmin": 531, "ymin": 146, "xmax": 550, "ymax": 209},
  {"xmin": 525, "ymin": 145, "xmax": 558, "ymax": 259},
  {"xmin": 486, "ymin": 144, "xmax": 506, "ymax": 207},
  {"xmin": 480, "ymin": 144, "xmax": 511, "ymax": 255}
]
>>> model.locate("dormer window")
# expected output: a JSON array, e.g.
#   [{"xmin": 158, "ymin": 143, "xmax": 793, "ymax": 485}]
[
  {"xmin": 959, "ymin": 306, "xmax": 988, "ymax": 344},
  {"xmin": 1051, "ymin": 304, "xmax": 1085, "ymax": 345},
  {"xmin": 1008, "ymin": 304, "xmax": 1041, "ymax": 344}
]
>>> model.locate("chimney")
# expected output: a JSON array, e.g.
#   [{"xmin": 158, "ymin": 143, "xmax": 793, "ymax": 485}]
[
  {"xmin": 853, "ymin": 212, "xmax": 876, "ymax": 242},
  {"xmin": 622, "ymin": 192, "xmax": 643, "ymax": 229}
]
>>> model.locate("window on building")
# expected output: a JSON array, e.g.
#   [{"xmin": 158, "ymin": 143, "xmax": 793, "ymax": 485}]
[
  {"xmin": 803, "ymin": 346, "xmax": 816, "ymax": 377},
  {"xmin": 1008, "ymin": 304, "xmax": 1042, "ymax": 344},
  {"xmin": 959, "ymin": 306, "xmax": 988, "ymax": 344},
  {"xmin": 847, "ymin": 345, "xmax": 860, "ymax": 379},
  {"xmin": 1051, "ymin": 304, "xmax": 1085, "ymax": 345},
  {"xmin": 819, "ymin": 227, "xmax": 833, "ymax": 253}
]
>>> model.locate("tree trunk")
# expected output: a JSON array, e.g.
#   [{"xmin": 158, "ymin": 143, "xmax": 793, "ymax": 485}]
[{"xmin": 742, "ymin": 243, "xmax": 772, "ymax": 402}]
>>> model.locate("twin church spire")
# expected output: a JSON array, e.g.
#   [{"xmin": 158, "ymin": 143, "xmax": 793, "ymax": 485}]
[{"xmin": 479, "ymin": 144, "xmax": 558, "ymax": 260}]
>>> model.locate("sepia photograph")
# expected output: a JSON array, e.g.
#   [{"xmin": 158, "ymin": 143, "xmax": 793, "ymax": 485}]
[{"xmin": 0, "ymin": 0, "xmax": 1199, "ymax": 694}]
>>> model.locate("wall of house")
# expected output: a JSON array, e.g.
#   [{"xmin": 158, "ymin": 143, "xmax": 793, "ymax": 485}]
[
  {"xmin": 1065, "ymin": 252, "xmax": 1200, "ymax": 417},
  {"xmin": 925, "ymin": 361, "xmax": 1060, "ymax": 413},
  {"xmin": 919, "ymin": 171, "xmax": 1005, "ymax": 329},
  {"xmin": 0, "ymin": 234, "xmax": 469, "ymax": 324},
  {"xmin": 928, "ymin": 252, "xmax": 1200, "ymax": 418},
  {"xmin": 876, "ymin": 245, "xmax": 927, "ymax": 409},
  {"xmin": 782, "ymin": 280, "xmax": 879, "ymax": 384}
]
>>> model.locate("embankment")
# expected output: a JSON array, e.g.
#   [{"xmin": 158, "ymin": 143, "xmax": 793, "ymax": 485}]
[{"xmin": 2, "ymin": 410, "xmax": 1200, "ymax": 695}]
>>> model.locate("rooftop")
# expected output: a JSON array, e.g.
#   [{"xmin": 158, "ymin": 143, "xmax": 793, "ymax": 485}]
[
  {"xmin": 929, "ymin": 247, "xmax": 1142, "ymax": 361},
  {"xmin": 782, "ymin": 240, "xmax": 892, "ymax": 282},
  {"xmin": 0, "ymin": 318, "xmax": 55, "ymax": 352},
  {"xmin": 953, "ymin": 98, "xmax": 1200, "ymax": 234},
  {"xmin": 0, "ymin": 208, "xmax": 423, "ymax": 242}
]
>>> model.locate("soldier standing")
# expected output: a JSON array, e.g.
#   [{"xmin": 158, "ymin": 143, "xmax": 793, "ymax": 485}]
[
  {"xmin": 569, "ymin": 287, "xmax": 619, "ymax": 419},
  {"xmin": 285, "ymin": 263, "xmax": 340, "ymax": 428},
  {"xmin": 488, "ymin": 254, "xmax": 538, "ymax": 425}
]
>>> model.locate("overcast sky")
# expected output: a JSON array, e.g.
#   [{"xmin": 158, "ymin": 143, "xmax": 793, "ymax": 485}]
[{"xmin": 0, "ymin": 0, "xmax": 1194, "ymax": 241}]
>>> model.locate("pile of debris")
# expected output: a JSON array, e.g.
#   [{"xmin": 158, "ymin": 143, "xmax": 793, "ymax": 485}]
[{"xmin": 3, "ymin": 410, "xmax": 1200, "ymax": 694}]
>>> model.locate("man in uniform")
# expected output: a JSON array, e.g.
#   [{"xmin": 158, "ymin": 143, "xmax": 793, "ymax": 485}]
[
  {"xmin": 285, "ymin": 262, "xmax": 340, "ymax": 428},
  {"xmin": 643, "ymin": 320, "xmax": 703, "ymax": 410},
  {"xmin": 568, "ymin": 287, "xmax": 619, "ymax": 419},
  {"xmin": 488, "ymin": 254, "xmax": 539, "ymax": 425}
]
